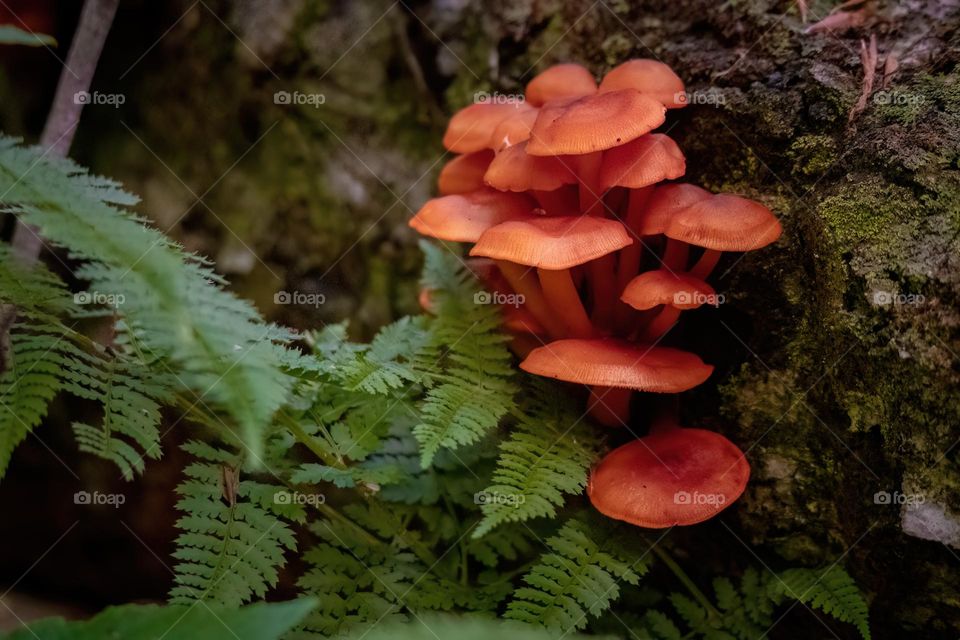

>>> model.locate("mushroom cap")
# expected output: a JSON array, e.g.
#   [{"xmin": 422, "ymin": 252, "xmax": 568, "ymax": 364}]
[
  {"xmin": 443, "ymin": 102, "xmax": 538, "ymax": 153},
  {"xmin": 484, "ymin": 142, "xmax": 578, "ymax": 192},
  {"xmin": 662, "ymin": 194, "xmax": 782, "ymax": 251},
  {"xmin": 637, "ymin": 183, "xmax": 713, "ymax": 236},
  {"xmin": 599, "ymin": 134, "xmax": 686, "ymax": 190},
  {"xmin": 526, "ymin": 90, "xmax": 666, "ymax": 156},
  {"xmin": 621, "ymin": 270, "xmax": 716, "ymax": 311},
  {"xmin": 438, "ymin": 150, "xmax": 494, "ymax": 195},
  {"xmin": 587, "ymin": 427, "xmax": 750, "ymax": 528},
  {"xmin": 489, "ymin": 106, "xmax": 539, "ymax": 150},
  {"xmin": 525, "ymin": 63, "xmax": 598, "ymax": 106},
  {"xmin": 520, "ymin": 338, "xmax": 713, "ymax": 391},
  {"xmin": 598, "ymin": 59, "xmax": 687, "ymax": 109},
  {"xmin": 409, "ymin": 189, "xmax": 536, "ymax": 243},
  {"xmin": 470, "ymin": 216, "xmax": 632, "ymax": 270}
]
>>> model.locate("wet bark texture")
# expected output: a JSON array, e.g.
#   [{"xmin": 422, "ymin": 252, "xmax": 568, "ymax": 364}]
[{"xmin": 3, "ymin": 0, "xmax": 958, "ymax": 635}]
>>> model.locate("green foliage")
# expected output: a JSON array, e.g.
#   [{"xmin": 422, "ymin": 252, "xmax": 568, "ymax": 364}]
[
  {"xmin": 346, "ymin": 615, "xmax": 595, "ymax": 640},
  {"xmin": 474, "ymin": 380, "xmax": 604, "ymax": 537},
  {"xmin": 0, "ymin": 599, "xmax": 316, "ymax": 640},
  {"xmin": 412, "ymin": 242, "xmax": 516, "ymax": 467},
  {"xmin": 634, "ymin": 565, "xmax": 870, "ymax": 640},
  {"xmin": 506, "ymin": 518, "xmax": 646, "ymax": 632},
  {"xmin": 0, "ymin": 137, "xmax": 296, "ymax": 465},
  {"xmin": 0, "ymin": 248, "xmax": 172, "ymax": 479},
  {"xmin": 774, "ymin": 566, "xmax": 872, "ymax": 640},
  {"xmin": 0, "ymin": 25, "xmax": 56, "ymax": 47},
  {"xmin": 169, "ymin": 441, "xmax": 305, "ymax": 608},
  {"xmin": 0, "ymin": 142, "xmax": 875, "ymax": 640}
]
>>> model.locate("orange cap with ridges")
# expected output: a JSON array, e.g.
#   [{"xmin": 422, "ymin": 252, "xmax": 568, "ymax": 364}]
[
  {"xmin": 525, "ymin": 63, "xmax": 597, "ymax": 106},
  {"xmin": 599, "ymin": 134, "xmax": 686, "ymax": 190},
  {"xmin": 484, "ymin": 142, "xmax": 578, "ymax": 192},
  {"xmin": 409, "ymin": 189, "xmax": 536, "ymax": 243},
  {"xmin": 662, "ymin": 194, "xmax": 782, "ymax": 251},
  {"xmin": 637, "ymin": 183, "xmax": 713, "ymax": 236},
  {"xmin": 443, "ymin": 102, "xmax": 537, "ymax": 153},
  {"xmin": 470, "ymin": 216, "xmax": 632, "ymax": 270},
  {"xmin": 438, "ymin": 150, "xmax": 494, "ymax": 195},
  {"xmin": 526, "ymin": 90, "xmax": 666, "ymax": 156},
  {"xmin": 588, "ymin": 427, "xmax": 750, "ymax": 528},
  {"xmin": 598, "ymin": 59, "xmax": 687, "ymax": 109},
  {"xmin": 621, "ymin": 270, "xmax": 716, "ymax": 311},
  {"xmin": 520, "ymin": 338, "xmax": 713, "ymax": 392}
]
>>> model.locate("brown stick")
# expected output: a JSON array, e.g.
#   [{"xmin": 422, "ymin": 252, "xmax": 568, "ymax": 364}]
[{"xmin": 10, "ymin": 0, "xmax": 121, "ymax": 264}]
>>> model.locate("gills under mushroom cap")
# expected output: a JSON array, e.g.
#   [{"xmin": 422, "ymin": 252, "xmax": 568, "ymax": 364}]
[
  {"xmin": 470, "ymin": 216, "xmax": 632, "ymax": 270},
  {"xmin": 520, "ymin": 338, "xmax": 713, "ymax": 392},
  {"xmin": 587, "ymin": 427, "xmax": 750, "ymax": 528}
]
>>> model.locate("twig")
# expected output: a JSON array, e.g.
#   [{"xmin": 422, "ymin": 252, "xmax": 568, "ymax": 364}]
[
  {"xmin": 848, "ymin": 33, "xmax": 878, "ymax": 125},
  {"xmin": 10, "ymin": 0, "xmax": 120, "ymax": 264},
  {"xmin": 1, "ymin": 0, "xmax": 119, "ymax": 377}
]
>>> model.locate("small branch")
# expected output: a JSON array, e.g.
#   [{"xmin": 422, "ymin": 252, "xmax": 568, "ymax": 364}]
[{"xmin": 10, "ymin": 0, "xmax": 120, "ymax": 264}]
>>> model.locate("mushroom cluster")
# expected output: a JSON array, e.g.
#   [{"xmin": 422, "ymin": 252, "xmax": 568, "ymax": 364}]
[{"xmin": 410, "ymin": 60, "xmax": 781, "ymax": 528}]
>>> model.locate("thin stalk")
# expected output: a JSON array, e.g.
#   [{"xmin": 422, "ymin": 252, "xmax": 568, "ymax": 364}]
[
  {"xmin": 577, "ymin": 151, "xmax": 604, "ymax": 215},
  {"xmin": 689, "ymin": 249, "xmax": 723, "ymax": 280},
  {"xmin": 587, "ymin": 386, "xmax": 631, "ymax": 427},
  {"xmin": 588, "ymin": 254, "xmax": 618, "ymax": 330},
  {"xmin": 651, "ymin": 544, "xmax": 722, "ymax": 621},
  {"xmin": 538, "ymin": 268, "xmax": 593, "ymax": 338},
  {"xmin": 533, "ymin": 188, "xmax": 575, "ymax": 216},
  {"xmin": 640, "ymin": 305, "xmax": 681, "ymax": 342},
  {"xmin": 662, "ymin": 238, "xmax": 690, "ymax": 272},
  {"xmin": 497, "ymin": 260, "xmax": 567, "ymax": 338}
]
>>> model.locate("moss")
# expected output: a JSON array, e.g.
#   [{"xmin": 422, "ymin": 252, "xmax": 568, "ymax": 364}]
[{"xmin": 788, "ymin": 134, "xmax": 838, "ymax": 176}]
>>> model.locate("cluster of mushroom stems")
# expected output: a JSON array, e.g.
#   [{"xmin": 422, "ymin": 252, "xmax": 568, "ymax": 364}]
[{"xmin": 411, "ymin": 60, "xmax": 781, "ymax": 528}]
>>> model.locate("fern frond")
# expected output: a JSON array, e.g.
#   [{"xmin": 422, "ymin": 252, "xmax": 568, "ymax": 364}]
[
  {"xmin": 506, "ymin": 519, "xmax": 645, "ymax": 633},
  {"xmin": 474, "ymin": 380, "xmax": 603, "ymax": 538},
  {"xmin": 412, "ymin": 242, "xmax": 515, "ymax": 468},
  {"xmin": 774, "ymin": 566, "xmax": 871, "ymax": 640},
  {"xmin": 0, "ymin": 137, "xmax": 296, "ymax": 464},
  {"xmin": 169, "ymin": 441, "xmax": 305, "ymax": 608}
]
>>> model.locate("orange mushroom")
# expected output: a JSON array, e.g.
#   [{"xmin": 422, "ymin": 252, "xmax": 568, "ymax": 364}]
[
  {"xmin": 483, "ymin": 141, "xmax": 579, "ymax": 215},
  {"xmin": 527, "ymin": 89, "xmax": 667, "ymax": 216},
  {"xmin": 621, "ymin": 270, "xmax": 716, "ymax": 341},
  {"xmin": 443, "ymin": 101, "xmax": 538, "ymax": 153},
  {"xmin": 470, "ymin": 216, "xmax": 632, "ymax": 338},
  {"xmin": 409, "ymin": 189, "xmax": 536, "ymax": 243},
  {"xmin": 587, "ymin": 425, "xmax": 750, "ymax": 528},
  {"xmin": 438, "ymin": 150, "xmax": 494, "ymax": 195},
  {"xmin": 598, "ymin": 59, "xmax": 687, "ymax": 109},
  {"xmin": 525, "ymin": 63, "xmax": 598, "ymax": 106},
  {"xmin": 520, "ymin": 338, "xmax": 713, "ymax": 426},
  {"xmin": 639, "ymin": 187, "xmax": 782, "ymax": 278}
]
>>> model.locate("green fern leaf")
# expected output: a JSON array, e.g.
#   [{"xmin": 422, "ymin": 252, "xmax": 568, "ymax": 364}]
[
  {"xmin": 169, "ymin": 441, "xmax": 304, "ymax": 608},
  {"xmin": 775, "ymin": 566, "xmax": 871, "ymax": 640}
]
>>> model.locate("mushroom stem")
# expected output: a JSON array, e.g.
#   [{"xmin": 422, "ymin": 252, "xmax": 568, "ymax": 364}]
[
  {"xmin": 495, "ymin": 260, "xmax": 567, "ymax": 339},
  {"xmin": 649, "ymin": 396, "xmax": 680, "ymax": 434},
  {"xmin": 577, "ymin": 151, "xmax": 604, "ymax": 215},
  {"xmin": 588, "ymin": 254, "xmax": 618, "ymax": 330},
  {"xmin": 533, "ymin": 188, "xmax": 574, "ymax": 216},
  {"xmin": 662, "ymin": 237, "xmax": 689, "ymax": 271},
  {"xmin": 538, "ymin": 268, "xmax": 594, "ymax": 338},
  {"xmin": 689, "ymin": 249, "xmax": 722, "ymax": 280},
  {"xmin": 613, "ymin": 187, "xmax": 654, "ymax": 332},
  {"xmin": 616, "ymin": 187, "xmax": 654, "ymax": 290},
  {"xmin": 588, "ymin": 386, "xmax": 632, "ymax": 427},
  {"xmin": 640, "ymin": 305, "xmax": 682, "ymax": 341}
]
